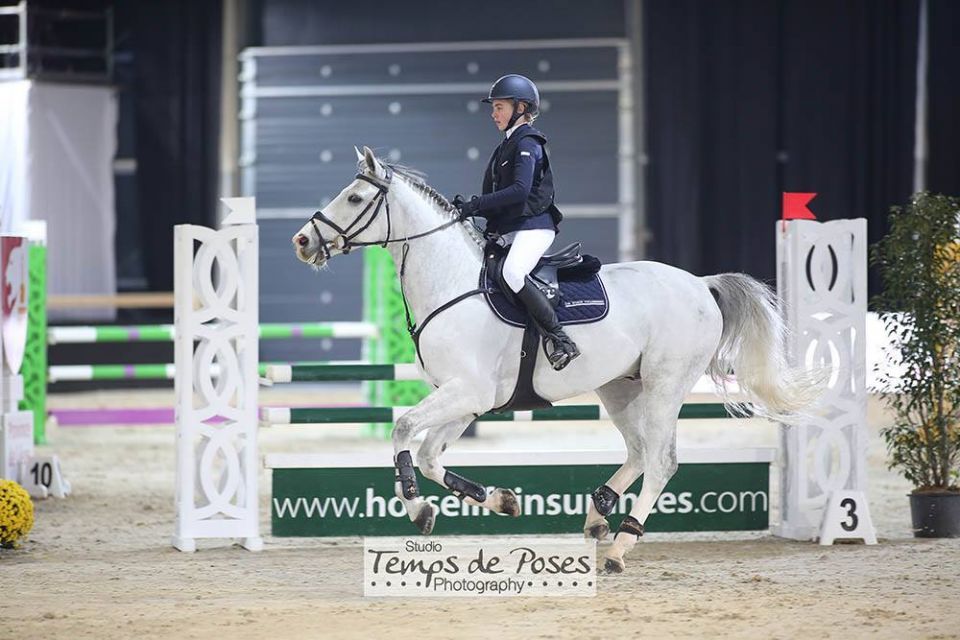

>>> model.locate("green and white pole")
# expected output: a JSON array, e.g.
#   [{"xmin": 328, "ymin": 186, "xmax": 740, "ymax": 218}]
[
  {"xmin": 260, "ymin": 403, "xmax": 741, "ymax": 425},
  {"xmin": 264, "ymin": 362, "xmax": 420, "ymax": 383},
  {"xmin": 47, "ymin": 362, "xmax": 308, "ymax": 382},
  {"xmin": 46, "ymin": 322, "xmax": 378, "ymax": 345}
]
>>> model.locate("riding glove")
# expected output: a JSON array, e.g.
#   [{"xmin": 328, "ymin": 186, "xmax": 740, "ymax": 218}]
[{"xmin": 452, "ymin": 194, "xmax": 481, "ymax": 221}]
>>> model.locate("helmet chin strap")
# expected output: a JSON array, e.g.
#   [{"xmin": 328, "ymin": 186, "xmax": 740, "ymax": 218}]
[{"xmin": 505, "ymin": 99, "xmax": 525, "ymax": 131}]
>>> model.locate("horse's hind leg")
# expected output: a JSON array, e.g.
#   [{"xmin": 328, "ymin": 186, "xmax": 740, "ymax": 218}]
[
  {"xmin": 602, "ymin": 380, "xmax": 689, "ymax": 574},
  {"xmin": 416, "ymin": 419, "xmax": 521, "ymax": 516},
  {"xmin": 585, "ymin": 378, "xmax": 646, "ymax": 541}
]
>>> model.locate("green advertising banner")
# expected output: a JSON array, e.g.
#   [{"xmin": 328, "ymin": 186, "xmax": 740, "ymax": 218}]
[{"xmin": 270, "ymin": 450, "xmax": 773, "ymax": 537}]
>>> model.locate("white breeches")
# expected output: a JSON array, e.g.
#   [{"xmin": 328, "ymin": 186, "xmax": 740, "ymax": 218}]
[{"xmin": 501, "ymin": 229, "xmax": 556, "ymax": 293}]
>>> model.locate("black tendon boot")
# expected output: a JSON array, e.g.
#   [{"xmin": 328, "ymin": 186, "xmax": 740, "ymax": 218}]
[{"xmin": 515, "ymin": 281, "xmax": 581, "ymax": 370}]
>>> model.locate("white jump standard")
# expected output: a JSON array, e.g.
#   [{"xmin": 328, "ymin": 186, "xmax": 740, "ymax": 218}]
[{"xmin": 172, "ymin": 204, "xmax": 262, "ymax": 553}]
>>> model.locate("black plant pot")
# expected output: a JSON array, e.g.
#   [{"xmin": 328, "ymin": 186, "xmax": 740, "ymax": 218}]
[{"xmin": 909, "ymin": 492, "xmax": 960, "ymax": 538}]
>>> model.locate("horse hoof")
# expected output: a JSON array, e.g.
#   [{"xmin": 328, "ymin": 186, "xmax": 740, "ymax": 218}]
[
  {"xmin": 413, "ymin": 503, "xmax": 436, "ymax": 535},
  {"xmin": 496, "ymin": 488, "xmax": 522, "ymax": 517},
  {"xmin": 603, "ymin": 556, "xmax": 625, "ymax": 574},
  {"xmin": 584, "ymin": 520, "xmax": 610, "ymax": 541}
]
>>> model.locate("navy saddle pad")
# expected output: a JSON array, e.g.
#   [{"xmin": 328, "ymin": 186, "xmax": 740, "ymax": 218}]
[{"xmin": 481, "ymin": 266, "xmax": 610, "ymax": 329}]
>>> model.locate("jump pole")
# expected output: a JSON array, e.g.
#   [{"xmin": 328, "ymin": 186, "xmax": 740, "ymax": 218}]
[
  {"xmin": 47, "ymin": 321, "xmax": 378, "ymax": 345},
  {"xmin": 259, "ymin": 403, "xmax": 742, "ymax": 425}
]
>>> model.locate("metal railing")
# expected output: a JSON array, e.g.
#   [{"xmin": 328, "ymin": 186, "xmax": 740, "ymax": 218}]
[{"xmin": 0, "ymin": 1, "xmax": 113, "ymax": 82}]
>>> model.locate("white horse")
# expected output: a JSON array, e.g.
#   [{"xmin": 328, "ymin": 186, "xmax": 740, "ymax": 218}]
[{"xmin": 292, "ymin": 147, "xmax": 820, "ymax": 573}]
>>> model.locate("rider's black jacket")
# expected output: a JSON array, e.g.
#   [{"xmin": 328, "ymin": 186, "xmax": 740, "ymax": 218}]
[{"xmin": 474, "ymin": 123, "xmax": 562, "ymax": 235}]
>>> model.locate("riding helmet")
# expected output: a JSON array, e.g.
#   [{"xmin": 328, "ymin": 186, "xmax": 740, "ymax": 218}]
[{"xmin": 482, "ymin": 74, "xmax": 540, "ymax": 115}]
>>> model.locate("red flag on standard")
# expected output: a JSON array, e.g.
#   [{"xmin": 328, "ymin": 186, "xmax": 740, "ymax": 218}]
[{"xmin": 782, "ymin": 192, "xmax": 817, "ymax": 220}]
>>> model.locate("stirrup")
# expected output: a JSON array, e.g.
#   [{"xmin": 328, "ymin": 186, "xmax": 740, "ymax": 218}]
[{"xmin": 544, "ymin": 336, "xmax": 580, "ymax": 371}]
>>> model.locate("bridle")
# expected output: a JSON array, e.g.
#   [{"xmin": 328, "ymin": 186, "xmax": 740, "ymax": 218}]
[
  {"xmin": 305, "ymin": 165, "xmax": 493, "ymax": 368},
  {"xmin": 307, "ymin": 166, "xmax": 460, "ymax": 265}
]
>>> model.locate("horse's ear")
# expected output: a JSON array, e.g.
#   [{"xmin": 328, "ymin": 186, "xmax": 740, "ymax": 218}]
[
  {"xmin": 362, "ymin": 146, "xmax": 381, "ymax": 176},
  {"xmin": 354, "ymin": 146, "xmax": 364, "ymax": 162}
]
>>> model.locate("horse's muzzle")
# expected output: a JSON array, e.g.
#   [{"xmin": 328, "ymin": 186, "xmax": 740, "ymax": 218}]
[{"xmin": 292, "ymin": 233, "xmax": 321, "ymax": 265}]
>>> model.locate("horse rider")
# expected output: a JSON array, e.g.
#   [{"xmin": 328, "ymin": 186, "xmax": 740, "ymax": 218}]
[{"xmin": 453, "ymin": 74, "xmax": 580, "ymax": 371}]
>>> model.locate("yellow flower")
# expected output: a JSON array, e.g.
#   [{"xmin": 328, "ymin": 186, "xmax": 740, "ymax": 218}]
[{"xmin": 0, "ymin": 479, "xmax": 34, "ymax": 549}]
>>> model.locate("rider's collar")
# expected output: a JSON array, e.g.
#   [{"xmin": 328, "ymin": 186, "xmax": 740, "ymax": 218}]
[{"xmin": 504, "ymin": 120, "xmax": 528, "ymax": 139}]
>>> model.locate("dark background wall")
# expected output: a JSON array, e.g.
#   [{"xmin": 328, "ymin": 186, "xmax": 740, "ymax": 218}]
[
  {"xmin": 926, "ymin": 0, "xmax": 960, "ymax": 195},
  {"xmin": 644, "ymin": 0, "xmax": 923, "ymax": 288},
  {"xmin": 45, "ymin": 0, "xmax": 959, "ymax": 385},
  {"xmin": 131, "ymin": 0, "xmax": 223, "ymax": 293},
  {"xmin": 110, "ymin": 0, "xmax": 223, "ymax": 298},
  {"xmin": 257, "ymin": 0, "xmax": 626, "ymax": 44},
  {"xmin": 113, "ymin": 0, "xmax": 959, "ymax": 295}
]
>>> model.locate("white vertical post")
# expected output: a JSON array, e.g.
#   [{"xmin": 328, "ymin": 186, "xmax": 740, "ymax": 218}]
[
  {"xmin": 172, "ymin": 200, "xmax": 261, "ymax": 552},
  {"xmin": 617, "ymin": 42, "xmax": 636, "ymax": 262},
  {"xmin": 776, "ymin": 219, "xmax": 869, "ymax": 540},
  {"xmin": 17, "ymin": 1, "xmax": 27, "ymax": 78},
  {"xmin": 239, "ymin": 54, "xmax": 257, "ymax": 198}
]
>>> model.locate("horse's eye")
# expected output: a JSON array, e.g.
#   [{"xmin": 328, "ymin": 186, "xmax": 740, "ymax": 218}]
[{"xmin": 348, "ymin": 194, "xmax": 362, "ymax": 204}]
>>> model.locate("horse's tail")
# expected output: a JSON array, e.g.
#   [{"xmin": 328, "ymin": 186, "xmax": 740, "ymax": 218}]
[{"xmin": 702, "ymin": 273, "xmax": 824, "ymax": 421}]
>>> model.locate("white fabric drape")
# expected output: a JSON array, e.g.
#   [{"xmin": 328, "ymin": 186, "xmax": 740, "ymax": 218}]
[
  {"xmin": 0, "ymin": 81, "xmax": 117, "ymax": 321},
  {"xmin": 0, "ymin": 82, "xmax": 30, "ymax": 235}
]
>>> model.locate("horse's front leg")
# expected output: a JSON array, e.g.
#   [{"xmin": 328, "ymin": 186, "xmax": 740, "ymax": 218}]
[
  {"xmin": 392, "ymin": 379, "xmax": 492, "ymax": 534},
  {"xmin": 416, "ymin": 419, "xmax": 522, "ymax": 517}
]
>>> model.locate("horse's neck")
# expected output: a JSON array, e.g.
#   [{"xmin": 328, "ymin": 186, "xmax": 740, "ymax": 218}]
[{"xmin": 383, "ymin": 184, "xmax": 483, "ymax": 326}]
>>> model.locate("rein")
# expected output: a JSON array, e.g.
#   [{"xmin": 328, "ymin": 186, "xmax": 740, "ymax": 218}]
[{"xmin": 308, "ymin": 168, "xmax": 493, "ymax": 367}]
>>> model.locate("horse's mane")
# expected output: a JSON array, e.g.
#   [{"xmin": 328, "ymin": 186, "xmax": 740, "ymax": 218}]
[{"xmin": 358, "ymin": 158, "xmax": 485, "ymax": 249}]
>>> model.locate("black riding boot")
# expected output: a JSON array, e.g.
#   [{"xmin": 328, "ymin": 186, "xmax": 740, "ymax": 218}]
[{"xmin": 515, "ymin": 281, "xmax": 581, "ymax": 370}]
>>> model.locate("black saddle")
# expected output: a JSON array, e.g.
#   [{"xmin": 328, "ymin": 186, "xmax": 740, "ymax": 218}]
[{"xmin": 483, "ymin": 241, "xmax": 601, "ymax": 308}]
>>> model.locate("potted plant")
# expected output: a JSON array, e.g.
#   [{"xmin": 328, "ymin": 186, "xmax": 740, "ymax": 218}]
[{"xmin": 870, "ymin": 191, "xmax": 960, "ymax": 537}]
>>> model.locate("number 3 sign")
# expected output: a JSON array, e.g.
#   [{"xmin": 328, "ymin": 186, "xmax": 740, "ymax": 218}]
[{"xmin": 819, "ymin": 490, "xmax": 878, "ymax": 545}]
